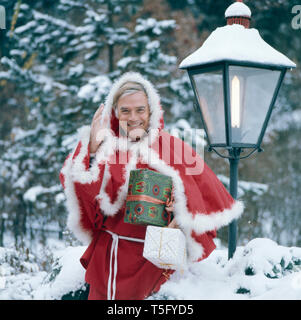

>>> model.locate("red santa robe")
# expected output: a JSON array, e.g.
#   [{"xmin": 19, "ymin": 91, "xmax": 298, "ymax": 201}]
[{"xmin": 59, "ymin": 72, "xmax": 244, "ymax": 300}]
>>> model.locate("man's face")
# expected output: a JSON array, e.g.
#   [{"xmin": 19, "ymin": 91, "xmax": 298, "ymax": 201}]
[{"xmin": 116, "ymin": 91, "xmax": 150, "ymax": 141}]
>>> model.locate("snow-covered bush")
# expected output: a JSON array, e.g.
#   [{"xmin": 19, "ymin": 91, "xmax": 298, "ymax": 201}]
[
  {"xmin": 32, "ymin": 246, "xmax": 87, "ymax": 300},
  {"xmin": 0, "ymin": 246, "xmax": 46, "ymax": 299},
  {"xmin": 0, "ymin": 246, "xmax": 39, "ymax": 275},
  {"xmin": 0, "ymin": 244, "xmax": 88, "ymax": 300},
  {"xmin": 149, "ymin": 238, "xmax": 301, "ymax": 300},
  {"xmin": 225, "ymin": 238, "xmax": 301, "ymax": 279}
]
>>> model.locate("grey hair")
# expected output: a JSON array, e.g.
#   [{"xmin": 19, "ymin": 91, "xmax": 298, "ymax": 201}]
[{"xmin": 113, "ymin": 81, "xmax": 148, "ymax": 110}]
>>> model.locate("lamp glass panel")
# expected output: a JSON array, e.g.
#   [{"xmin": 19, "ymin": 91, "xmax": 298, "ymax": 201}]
[
  {"xmin": 229, "ymin": 66, "xmax": 281, "ymax": 144},
  {"xmin": 192, "ymin": 69, "xmax": 225, "ymax": 144}
]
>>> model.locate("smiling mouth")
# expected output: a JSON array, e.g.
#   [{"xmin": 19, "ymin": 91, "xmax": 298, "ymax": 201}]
[{"xmin": 128, "ymin": 122, "xmax": 143, "ymax": 128}]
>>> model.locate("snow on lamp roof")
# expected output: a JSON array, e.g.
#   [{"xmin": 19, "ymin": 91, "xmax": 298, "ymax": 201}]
[
  {"xmin": 225, "ymin": 1, "xmax": 251, "ymax": 18},
  {"xmin": 179, "ymin": 1, "xmax": 296, "ymax": 70},
  {"xmin": 179, "ymin": 24, "xmax": 296, "ymax": 70}
]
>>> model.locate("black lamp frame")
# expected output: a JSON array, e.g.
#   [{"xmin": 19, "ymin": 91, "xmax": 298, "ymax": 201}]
[{"xmin": 185, "ymin": 60, "xmax": 287, "ymax": 160}]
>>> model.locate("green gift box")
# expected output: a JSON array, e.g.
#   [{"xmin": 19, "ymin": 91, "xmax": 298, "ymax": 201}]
[{"xmin": 124, "ymin": 169, "xmax": 173, "ymax": 227}]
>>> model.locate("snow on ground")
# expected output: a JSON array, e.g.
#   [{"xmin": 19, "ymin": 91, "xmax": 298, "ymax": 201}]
[{"xmin": 0, "ymin": 238, "xmax": 301, "ymax": 300}]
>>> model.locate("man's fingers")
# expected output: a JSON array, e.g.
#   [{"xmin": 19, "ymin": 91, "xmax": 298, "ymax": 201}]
[
  {"xmin": 103, "ymin": 114, "xmax": 109, "ymax": 125},
  {"xmin": 93, "ymin": 107, "xmax": 108, "ymax": 128},
  {"xmin": 93, "ymin": 104, "xmax": 104, "ymax": 120},
  {"xmin": 96, "ymin": 129, "xmax": 106, "ymax": 142},
  {"xmin": 168, "ymin": 219, "xmax": 178, "ymax": 229},
  {"xmin": 168, "ymin": 189, "xmax": 175, "ymax": 204}
]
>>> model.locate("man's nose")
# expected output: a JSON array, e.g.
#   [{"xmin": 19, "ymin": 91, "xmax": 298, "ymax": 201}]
[{"xmin": 128, "ymin": 111, "xmax": 138, "ymax": 121}]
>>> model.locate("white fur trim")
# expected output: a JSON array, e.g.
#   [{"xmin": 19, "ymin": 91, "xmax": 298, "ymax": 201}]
[
  {"xmin": 71, "ymin": 125, "xmax": 100, "ymax": 184},
  {"xmin": 71, "ymin": 125, "xmax": 118, "ymax": 183},
  {"xmin": 96, "ymin": 150, "xmax": 138, "ymax": 216},
  {"xmin": 181, "ymin": 200, "xmax": 244, "ymax": 262},
  {"xmin": 61, "ymin": 151, "xmax": 93, "ymax": 244},
  {"xmin": 182, "ymin": 200, "xmax": 244, "ymax": 236}
]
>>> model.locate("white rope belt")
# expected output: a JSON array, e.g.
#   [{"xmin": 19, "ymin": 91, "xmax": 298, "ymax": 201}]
[{"xmin": 104, "ymin": 229, "xmax": 145, "ymax": 300}]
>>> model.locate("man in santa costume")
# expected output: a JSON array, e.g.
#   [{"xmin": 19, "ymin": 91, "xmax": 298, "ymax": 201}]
[{"xmin": 59, "ymin": 72, "xmax": 244, "ymax": 300}]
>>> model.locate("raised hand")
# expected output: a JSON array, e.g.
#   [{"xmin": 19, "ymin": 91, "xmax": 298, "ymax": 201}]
[{"xmin": 89, "ymin": 103, "xmax": 110, "ymax": 154}]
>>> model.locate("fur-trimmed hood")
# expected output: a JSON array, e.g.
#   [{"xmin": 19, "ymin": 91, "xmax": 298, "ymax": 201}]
[{"xmin": 98, "ymin": 72, "xmax": 165, "ymax": 149}]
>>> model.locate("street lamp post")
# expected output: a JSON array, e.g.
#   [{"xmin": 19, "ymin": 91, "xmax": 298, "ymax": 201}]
[
  {"xmin": 179, "ymin": 0, "xmax": 296, "ymax": 259},
  {"xmin": 228, "ymin": 149, "xmax": 240, "ymax": 259}
]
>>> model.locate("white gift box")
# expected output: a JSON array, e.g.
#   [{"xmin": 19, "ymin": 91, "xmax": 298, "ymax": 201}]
[{"xmin": 143, "ymin": 226, "xmax": 188, "ymax": 271}]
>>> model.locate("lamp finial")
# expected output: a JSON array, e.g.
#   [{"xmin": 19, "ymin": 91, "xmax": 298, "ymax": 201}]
[{"xmin": 225, "ymin": 1, "xmax": 251, "ymax": 28}]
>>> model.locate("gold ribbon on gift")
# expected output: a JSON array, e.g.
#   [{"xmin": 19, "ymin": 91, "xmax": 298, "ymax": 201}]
[
  {"xmin": 126, "ymin": 194, "xmax": 172, "ymax": 225},
  {"xmin": 158, "ymin": 228, "xmax": 176, "ymax": 269},
  {"xmin": 126, "ymin": 194, "xmax": 167, "ymax": 205},
  {"xmin": 159, "ymin": 227, "xmax": 164, "ymax": 259},
  {"xmin": 158, "ymin": 262, "xmax": 175, "ymax": 268},
  {"xmin": 158, "ymin": 227, "xmax": 186, "ymax": 274}
]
